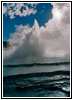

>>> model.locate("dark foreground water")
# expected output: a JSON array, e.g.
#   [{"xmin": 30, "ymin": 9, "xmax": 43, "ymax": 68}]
[{"xmin": 3, "ymin": 64, "xmax": 70, "ymax": 97}]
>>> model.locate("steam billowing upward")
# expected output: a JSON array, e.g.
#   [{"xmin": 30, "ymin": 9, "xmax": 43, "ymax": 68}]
[{"xmin": 3, "ymin": 3, "xmax": 70, "ymax": 65}]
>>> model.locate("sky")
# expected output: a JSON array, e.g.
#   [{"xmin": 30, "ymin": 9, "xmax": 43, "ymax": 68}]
[
  {"xmin": 3, "ymin": 2, "xmax": 70, "ymax": 64},
  {"xmin": 3, "ymin": 3, "xmax": 53, "ymax": 41}
]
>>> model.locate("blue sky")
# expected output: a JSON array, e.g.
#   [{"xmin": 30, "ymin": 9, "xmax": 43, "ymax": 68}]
[{"xmin": 3, "ymin": 3, "xmax": 53, "ymax": 41}]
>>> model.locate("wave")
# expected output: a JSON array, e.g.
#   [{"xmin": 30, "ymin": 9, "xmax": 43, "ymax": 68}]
[
  {"xmin": 3, "ymin": 70, "xmax": 70, "ymax": 97},
  {"xmin": 3, "ymin": 61, "xmax": 70, "ymax": 67},
  {"xmin": 3, "ymin": 70, "xmax": 70, "ymax": 80}
]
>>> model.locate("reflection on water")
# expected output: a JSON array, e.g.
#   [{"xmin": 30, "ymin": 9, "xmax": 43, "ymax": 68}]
[{"xmin": 3, "ymin": 64, "xmax": 70, "ymax": 77}]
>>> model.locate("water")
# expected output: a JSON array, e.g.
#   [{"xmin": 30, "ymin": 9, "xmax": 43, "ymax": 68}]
[
  {"xmin": 3, "ymin": 64, "xmax": 70, "ymax": 77},
  {"xmin": 3, "ymin": 64, "xmax": 70, "ymax": 97}
]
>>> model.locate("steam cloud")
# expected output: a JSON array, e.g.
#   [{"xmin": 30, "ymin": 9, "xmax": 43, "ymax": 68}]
[{"xmin": 3, "ymin": 3, "xmax": 70, "ymax": 64}]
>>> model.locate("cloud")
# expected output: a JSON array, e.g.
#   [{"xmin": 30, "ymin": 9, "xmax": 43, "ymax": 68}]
[
  {"xmin": 3, "ymin": 3, "xmax": 37, "ymax": 19},
  {"xmin": 3, "ymin": 3, "xmax": 70, "ymax": 64},
  {"xmin": 3, "ymin": 6, "xmax": 7, "ymax": 14},
  {"xmin": 42, "ymin": 3, "xmax": 70, "ymax": 57}
]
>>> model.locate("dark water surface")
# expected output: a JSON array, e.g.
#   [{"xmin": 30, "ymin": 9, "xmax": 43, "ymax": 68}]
[{"xmin": 3, "ymin": 64, "xmax": 70, "ymax": 97}]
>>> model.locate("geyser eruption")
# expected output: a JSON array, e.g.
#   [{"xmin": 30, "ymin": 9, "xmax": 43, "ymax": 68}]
[
  {"xmin": 3, "ymin": 3, "xmax": 70, "ymax": 65},
  {"xmin": 3, "ymin": 19, "xmax": 45, "ymax": 64}
]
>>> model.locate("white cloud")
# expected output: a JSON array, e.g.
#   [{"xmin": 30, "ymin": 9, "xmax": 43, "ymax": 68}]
[
  {"xmin": 3, "ymin": 3, "xmax": 37, "ymax": 19},
  {"xmin": 3, "ymin": 6, "xmax": 7, "ymax": 14},
  {"xmin": 42, "ymin": 3, "xmax": 70, "ymax": 57},
  {"xmin": 3, "ymin": 3, "xmax": 70, "ymax": 64}
]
